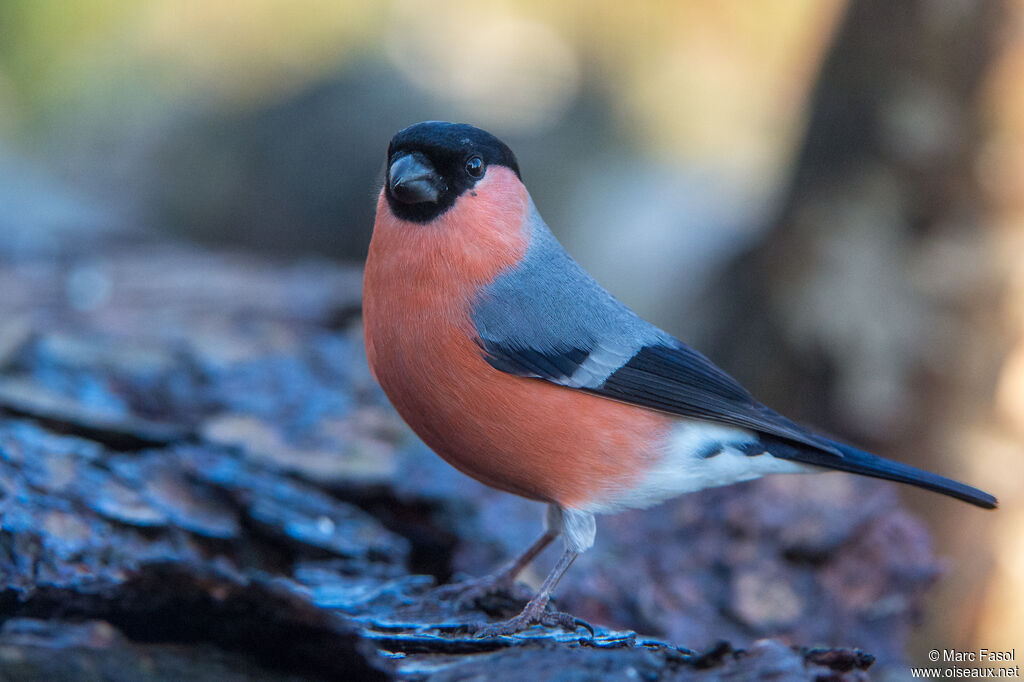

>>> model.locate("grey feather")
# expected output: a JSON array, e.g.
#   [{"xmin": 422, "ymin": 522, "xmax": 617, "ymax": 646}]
[
  {"xmin": 471, "ymin": 201, "xmax": 669, "ymax": 387},
  {"xmin": 470, "ymin": 202, "xmax": 843, "ymax": 455}
]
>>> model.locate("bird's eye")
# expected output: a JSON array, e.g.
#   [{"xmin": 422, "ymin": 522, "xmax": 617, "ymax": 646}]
[{"xmin": 465, "ymin": 155, "xmax": 484, "ymax": 178}]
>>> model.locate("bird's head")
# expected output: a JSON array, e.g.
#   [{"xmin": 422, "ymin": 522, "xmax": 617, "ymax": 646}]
[{"xmin": 383, "ymin": 121, "xmax": 522, "ymax": 224}]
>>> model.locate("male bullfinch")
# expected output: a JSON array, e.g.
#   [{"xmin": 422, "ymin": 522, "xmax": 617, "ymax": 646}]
[{"xmin": 362, "ymin": 121, "xmax": 997, "ymax": 637}]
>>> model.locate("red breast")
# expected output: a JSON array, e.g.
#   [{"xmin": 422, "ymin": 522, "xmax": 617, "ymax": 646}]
[{"xmin": 363, "ymin": 167, "xmax": 672, "ymax": 509}]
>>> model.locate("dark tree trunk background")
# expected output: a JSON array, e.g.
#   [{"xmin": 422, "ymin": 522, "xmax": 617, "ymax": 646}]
[
  {"xmin": 703, "ymin": 0, "xmax": 1002, "ymax": 442},
  {"xmin": 697, "ymin": 0, "xmax": 1008, "ymax": 657}
]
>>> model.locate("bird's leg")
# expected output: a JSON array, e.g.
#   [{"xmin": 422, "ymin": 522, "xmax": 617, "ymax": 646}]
[
  {"xmin": 470, "ymin": 505, "xmax": 595, "ymax": 637},
  {"xmin": 473, "ymin": 547, "xmax": 588, "ymax": 638},
  {"xmin": 434, "ymin": 528, "xmax": 558, "ymax": 604},
  {"xmin": 492, "ymin": 527, "xmax": 560, "ymax": 584}
]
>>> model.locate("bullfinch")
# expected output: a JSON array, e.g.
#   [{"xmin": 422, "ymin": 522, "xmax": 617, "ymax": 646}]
[{"xmin": 362, "ymin": 121, "xmax": 997, "ymax": 637}]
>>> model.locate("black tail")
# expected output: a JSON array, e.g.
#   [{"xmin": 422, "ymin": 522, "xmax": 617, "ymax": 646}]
[{"xmin": 767, "ymin": 436, "xmax": 997, "ymax": 509}]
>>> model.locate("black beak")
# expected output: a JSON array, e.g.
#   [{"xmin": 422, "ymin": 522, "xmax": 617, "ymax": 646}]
[{"xmin": 388, "ymin": 153, "xmax": 442, "ymax": 204}]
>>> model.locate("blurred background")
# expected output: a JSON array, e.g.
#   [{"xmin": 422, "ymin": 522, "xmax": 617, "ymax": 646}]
[{"xmin": 1, "ymin": 0, "xmax": 1022, "ymax": 668}]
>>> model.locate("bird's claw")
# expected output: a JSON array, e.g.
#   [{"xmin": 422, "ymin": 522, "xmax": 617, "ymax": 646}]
[
  {"xmin": 569, "ymin": 615, "xmax": 596, "ymax": 637},
  {"xmin": 473, "ymin": 609, "xmax": 594, "ymax": 639}
]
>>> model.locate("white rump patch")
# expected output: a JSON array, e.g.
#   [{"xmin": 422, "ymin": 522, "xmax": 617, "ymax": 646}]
[{"xmin": 586, "ymin": 418, "xmax": 814, "ymax": 513}]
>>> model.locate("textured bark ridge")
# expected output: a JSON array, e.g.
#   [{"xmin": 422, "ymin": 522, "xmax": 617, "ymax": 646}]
[{"xmin": 0, "ymin": 208, "xmax": 945, "ymax": 680}]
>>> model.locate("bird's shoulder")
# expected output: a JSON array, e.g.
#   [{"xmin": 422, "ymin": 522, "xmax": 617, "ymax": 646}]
[{"xmin": 468, "ymin": 208, "xmax": 839, "ymax": 454}]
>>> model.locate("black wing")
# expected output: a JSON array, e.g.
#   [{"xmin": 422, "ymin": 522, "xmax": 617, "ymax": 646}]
[{"xmin": 478, "ymin": 338, "xmax": 842, "ymax": 456}]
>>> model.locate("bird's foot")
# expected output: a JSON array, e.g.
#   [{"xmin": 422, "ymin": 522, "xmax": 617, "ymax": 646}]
[{"xmin": 472, "ymin": 602, "xmax": 594, "ymax": 638}]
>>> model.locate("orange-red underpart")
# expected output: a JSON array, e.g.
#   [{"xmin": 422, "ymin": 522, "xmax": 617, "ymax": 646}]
[{"xmin": 364, "ymin": 168, "xmax": 671, "ymax": 509}]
